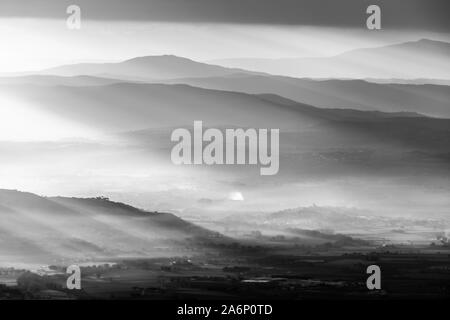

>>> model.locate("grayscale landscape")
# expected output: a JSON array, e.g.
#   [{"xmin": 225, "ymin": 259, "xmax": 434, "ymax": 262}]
[{"xmin": 0, "ymin": 0, "xmax": 449, "ymax": 300}]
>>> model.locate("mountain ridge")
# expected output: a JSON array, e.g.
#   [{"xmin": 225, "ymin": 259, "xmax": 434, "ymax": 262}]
[
  {"xmin": 209, "ymin": 39, "xmax": 450, "ymax": 79},
  {"xmin": 41, "ymin": 54, "xmax": 259, "ymax": 80}
]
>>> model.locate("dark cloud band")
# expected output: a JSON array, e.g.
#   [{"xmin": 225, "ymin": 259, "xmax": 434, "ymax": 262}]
[{"xmin": 1, "ymin": 0, "xmax": 449, "ymax": 31}]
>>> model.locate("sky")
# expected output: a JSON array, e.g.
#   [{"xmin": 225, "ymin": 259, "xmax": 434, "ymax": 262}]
[
  {"xmin": 0, "ymin": 0, "xmax": 449, "ymax": 31},
  {"xmin": 0, "ymin": 1, "xmax": 449, "ymax": 72},
  {"xmin": 0, "ymin": 0, "xmax": 449, "ymax": 72}
]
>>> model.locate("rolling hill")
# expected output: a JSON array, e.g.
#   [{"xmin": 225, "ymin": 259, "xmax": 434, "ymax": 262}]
[
  {"xmin": 163, "ymin": 74, "xmax": 450, "ymax": 118},
  {"xmin": 1, "ymin": 81, "xmax": 449, "ymax": 154},
  {"xmin": 0, "ymin": 189, "xmax": 223, "ymax": 266},
  {"xmin": 11, "ymin": 47, "xmax": 447, "ymax": 117}
]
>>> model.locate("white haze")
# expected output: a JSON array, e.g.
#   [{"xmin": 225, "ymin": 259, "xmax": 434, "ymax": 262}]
[
  {"xmin": 0, "ymin": 17, "xmax": 448, "ymax": 225},
  {"xmin": 1, "ymin": 18, "xmax": 450, "ymax": 73}
]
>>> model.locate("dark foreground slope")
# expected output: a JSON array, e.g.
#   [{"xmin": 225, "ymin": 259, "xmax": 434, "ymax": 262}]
[{"xmin": 0, "ymin": 189, "xmax": 225, "ymax": 265}]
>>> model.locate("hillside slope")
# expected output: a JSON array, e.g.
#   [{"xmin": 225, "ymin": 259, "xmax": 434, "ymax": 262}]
[{"xmin": 0, "ymin": 189, "xmax": 222, "ymax": 265}]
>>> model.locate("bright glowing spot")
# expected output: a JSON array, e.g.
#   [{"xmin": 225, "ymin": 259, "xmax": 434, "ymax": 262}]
[{"xmin": 228, "ymin": 191, "xmax": 244, "ymax": 201}]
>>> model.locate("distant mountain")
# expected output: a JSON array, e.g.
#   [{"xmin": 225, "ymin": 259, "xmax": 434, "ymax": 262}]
[
  {"xmin": 5, "ymin": 73, "xmax": 449, "ymax": 119},
  {"xmin": 0, "ymin": 82, "xmax": 324, "ymax": 132},
  {"xmin": 164, "ymin": 74, "xmax": 450, "ymax": 118},
  {"xmin": 41, "ymin": 55, "xmax": 256, "ymax": 80},
  {"xmin": 365, "ymin": 78, "xmax": 450, "ymax": 86},
  {"xmin": 1, "ymin": 82, "xmax": 449, "ymax": 150},
  {"xmin": 0, "ymin": 189, "xmax": 223, "ymax": 265},
  {"xmin": 4, "ymin": 71, "xmax": 449, "ymax": 118},
  {"xmin": 210, "ymin": 39, "xmax": 450, "ymax": 79}
]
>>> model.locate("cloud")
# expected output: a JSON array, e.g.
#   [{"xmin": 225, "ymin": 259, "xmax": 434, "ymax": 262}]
[{"xmin": 0, "ymin": 0, "xmax": 449, "ymax": 31}]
